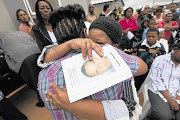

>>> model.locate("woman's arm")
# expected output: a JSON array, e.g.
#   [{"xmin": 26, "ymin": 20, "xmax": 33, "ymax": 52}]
[
  {"xmin": 44, "ymin": 40, "xmax": 72, "ymax": 63},
  {"xmin": 44, "ymin": 38, "xmax": 103, "ymax": 63},
  {"xmin": 132, "ymin": 55, "xmax": 148, "ymax": 76},
  {"xmin": 165, "ymin": 24, "xmax": 179, "ymax": 31},
  {"xmin": 45, "ymin": 84, "xmax": 129, "ymax": 120}
]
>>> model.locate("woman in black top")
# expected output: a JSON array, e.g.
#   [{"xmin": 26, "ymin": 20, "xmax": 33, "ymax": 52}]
[{"xmin": 32, "ymin": 0, "xmax": 54, "ymax": 51}]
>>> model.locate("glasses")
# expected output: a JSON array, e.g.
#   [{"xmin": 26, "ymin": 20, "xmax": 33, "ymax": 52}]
[
  {"xmin": 145, "ymin": 7, "xmax": 150, "ymax": 9},
  {"xmin": 89, "ymin": 7, "xmax": 94, "ymax": 8},
  {"xmin": 39, "ymin": 6, "xmax": 51, "ymax": 10}
]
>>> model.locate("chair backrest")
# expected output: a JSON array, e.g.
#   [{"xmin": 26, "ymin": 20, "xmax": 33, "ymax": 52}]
[
  {"xmin": 138, "ymin": 72, "xmax": 151, "ymax": 120},
  {"xmin": 130, "ymin": 78, "xmax": 142, "ymax": 120}
]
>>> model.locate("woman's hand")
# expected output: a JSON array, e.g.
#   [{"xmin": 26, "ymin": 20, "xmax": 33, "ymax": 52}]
[
  {"xmin": 69, "ymin": 38, "xmax": 104, "ymax": 61},
  {"xmin": 123, "ymin": 28, "xmax": 130, "ymax": 34},
  {"xmin": 45, "ymin": 83, "xmax": 70, "ymax": 110},
  {"xmin": 45, "ymin": 83, "xmax": 105, "ymax": 120},
  {"xmin": 44, "ymin": 38, "xmax": 104, "ymax": 63}
]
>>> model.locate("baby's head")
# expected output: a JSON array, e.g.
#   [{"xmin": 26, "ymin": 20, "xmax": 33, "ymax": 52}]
[{"xmin": 81, "ymin": 57, "xmax": 112, "ymax": 77}]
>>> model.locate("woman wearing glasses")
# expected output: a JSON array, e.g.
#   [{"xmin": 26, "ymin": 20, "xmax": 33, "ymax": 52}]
[{"xmin": 32, "ymin": 0, "xmax": 55, "ymax": 51}]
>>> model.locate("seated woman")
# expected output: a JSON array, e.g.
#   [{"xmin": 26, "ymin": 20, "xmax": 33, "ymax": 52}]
[
  {"xmin": 32, "ymin": 0, "xmax": 55, "ymax": 51},
  {"xmin": 37, "ymin": 4, "xmax": 148, "ymax": 120},
  {"xmin": 133, "ymin": 17, "xmax": 149, "ymax": 47},
  {"xmin": 119, "ymin": 7, "xmax": 138, "ymax": 48},
  {"xmin": 153, "ymin": 8, "xmax": 164, "ymax": 27},
  {"xmin": 16, "ymin": 9, "xmax": 35, "ymax": 38},
  {"xmin": 158, "ymin": 12, "xmax": 179, "ymax": 41}
]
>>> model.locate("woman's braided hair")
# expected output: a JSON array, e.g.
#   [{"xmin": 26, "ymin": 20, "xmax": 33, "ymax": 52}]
[{"xmin": 48, "ymin": 4, "xmax": 86, "ymax": 44}]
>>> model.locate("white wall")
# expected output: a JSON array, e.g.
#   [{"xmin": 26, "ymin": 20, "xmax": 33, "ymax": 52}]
[
  {"xmin": 0, "ymin": 0, "xmax": 16, "ymax": 32},
  {"xmin": 60, "ymin": 0, "xmax": 91, "ymax": 13},
  {"xmin": 3, "ymin": 0, "xmax": 26, "ymax": 30}
]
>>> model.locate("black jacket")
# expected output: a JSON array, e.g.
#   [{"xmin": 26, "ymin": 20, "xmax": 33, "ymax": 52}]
[
  {"xmin": 32, "ymin": 24, "xmax": 53, "ymax": 51},
  {"xmin": 172, "ymin": 12, "xmax": 180, "ymax": 23}
]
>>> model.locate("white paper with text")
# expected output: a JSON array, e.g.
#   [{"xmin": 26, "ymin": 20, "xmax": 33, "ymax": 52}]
[{"xmin": 62, "ymin": 45, "xmax": 133, "ymax": 103}]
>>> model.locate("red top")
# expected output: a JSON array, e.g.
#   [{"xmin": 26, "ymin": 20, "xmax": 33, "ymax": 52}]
[
  {"xmin": 119, "ymin": 17, "xmax": 138, "ymax": 32},
  {"xmin": 158, "ymin": 21, "xmax": 179, "ymax": 41}
]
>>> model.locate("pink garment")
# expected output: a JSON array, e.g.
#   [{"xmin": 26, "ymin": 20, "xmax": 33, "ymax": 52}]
[
  {"xmin": 119, "ymin": 17, "xmax": 138, "ymax": 32},
  {"xmin": 154, "ymin": 13, "xmax": 163, "ymax": 27},
  {"xmin": 19, "ymin": 22, "xmax": 35, "ymax": 34},
  {"xmin": 158, "ymin": 21, "xmax": 179, "ymax": 41}
]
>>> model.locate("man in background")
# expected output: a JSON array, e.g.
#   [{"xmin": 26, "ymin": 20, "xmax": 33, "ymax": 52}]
[
  {"xmin": 86, "ymin": 4, "xmax": 97, "ymax": 23},
  {"xmin": 117, "ymin": 6, "xmax": 124, "ymax": 20},
  {"xmin": 170, "ymin": 3, "xmax": 180, "ymax": 23},
  {"xmin": 99, "ymin": 4, "xmax": 111, "ymax": 17},
  {"xmin": 144, "ymin": 5, "xmax": 153, "ymax": 19}
]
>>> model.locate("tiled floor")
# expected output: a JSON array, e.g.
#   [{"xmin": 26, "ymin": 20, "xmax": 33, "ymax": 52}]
[{"xmin": 1, "ymin": 86, "xmax": 53, "ymax": 120}]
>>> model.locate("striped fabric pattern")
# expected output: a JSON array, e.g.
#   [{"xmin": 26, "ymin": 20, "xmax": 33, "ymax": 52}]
[
  {"xmin": 38, "ymin": 46, "xmax": 139, "ymax": 120},
  {"xmin": 149, "ymin": 53, "xmax": 180, "ymax": 102}
]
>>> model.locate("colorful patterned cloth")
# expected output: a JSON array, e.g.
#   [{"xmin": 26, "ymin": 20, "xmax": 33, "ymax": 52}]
[{"xmin": 38, "ymin": 45, "xmax": 139, "ymax": 120}]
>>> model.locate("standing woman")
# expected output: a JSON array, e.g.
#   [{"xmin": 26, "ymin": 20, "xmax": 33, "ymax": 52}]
[
  {"xmin": 16, "ymin": 9, "xmax": 35, "ymax": 38},
  {"xmin": 32, "ymin": 0, "xmax": 55, "ymax": 51}
]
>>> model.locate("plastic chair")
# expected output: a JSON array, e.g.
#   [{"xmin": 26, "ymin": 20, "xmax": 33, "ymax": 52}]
[
  {"xmin": 131, "ymin": 78, "xmax": 142, "ymax": 120},
  {"xmin": 138, "ymin": 73, "xmax": 176, "ymax": 120},
  {"xmin": 138, "ymin": 73, "xmax": 151, "ymax": 120}
]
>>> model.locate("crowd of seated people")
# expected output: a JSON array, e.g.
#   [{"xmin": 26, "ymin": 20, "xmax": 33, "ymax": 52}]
[
  {"xmin": 36, "ymin": 2, "xmax": 180, "ymax": 120},
  {"xmin": 1, "ymin": 0, "xmax": 180, "ymax": 119}
]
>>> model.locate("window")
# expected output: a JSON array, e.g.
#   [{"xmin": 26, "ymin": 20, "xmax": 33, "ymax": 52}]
[{"xmin": 91, "ymin": 0, "xmax": 114, "ymax": 4}]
